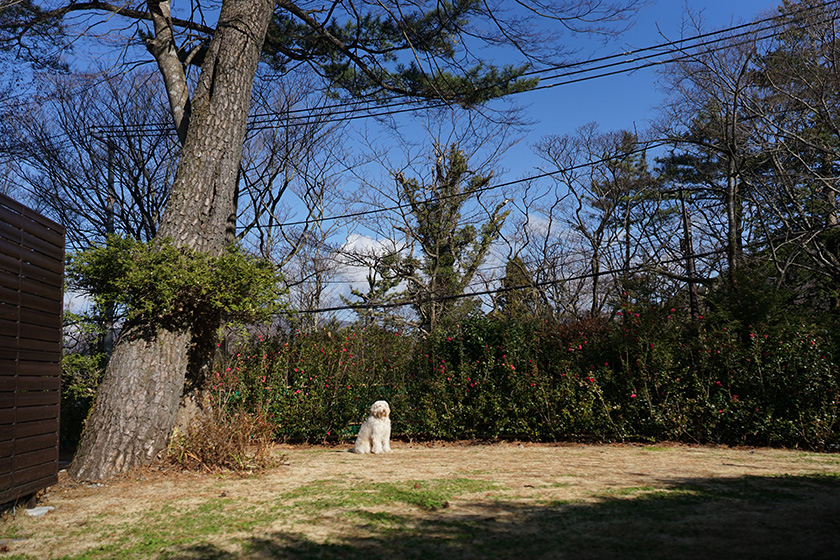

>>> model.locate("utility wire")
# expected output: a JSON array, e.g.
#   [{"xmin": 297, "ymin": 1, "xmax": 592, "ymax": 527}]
[
  {"xmin": 298, "ymin": 217, "xmax": 840, "ymax": 316},
  {"xmin": 250, "ymin": 8, "xmax": 840, "ymax": 228},
  {"xmin": 276, "ymin": 138, "xmax": 670, "ymax": 228},
  {"xmin": 20, "ymin": 3, "xmax": 834, "ymax": 175},
  {"xmin": 9, "ymin": 3, "xmax": 837, "ymax": 233},
  {"xmin": 85, "ymin": 0, "xmax": 839, "ymax": 137},
  {"xmin": 291, "ymin": 247, "xmax": 729, "ymax": 315},
  {"xmin": 524, "ymin": 1, "xmax": 839, "ymax": 84}
]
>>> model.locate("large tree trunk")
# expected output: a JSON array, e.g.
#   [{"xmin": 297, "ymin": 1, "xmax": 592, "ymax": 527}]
[
  {"xmin": 67, "ymin": 327, "xmax": 191, "ymax": 481},
  {"xmin": 68, "ymin": 0, "xmax": 275, "ymax": 481}
]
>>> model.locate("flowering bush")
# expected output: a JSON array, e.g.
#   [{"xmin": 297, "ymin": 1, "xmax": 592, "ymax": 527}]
[
  {"xmin": 205, "ymin": 309, "xmax": 840, "ymax": 450},
  {"xmin": 211, "ymin": 325, "xmax": 413, "ymax": 442}
]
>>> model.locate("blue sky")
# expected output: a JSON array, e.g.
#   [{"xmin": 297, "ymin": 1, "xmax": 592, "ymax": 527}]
[
  {"xmin": 495, "ymin": 0, "xmax": 777, "ymax": 177},
  {"xmin": 348, "ymin": 1, "xmax": 781, "ymax": 197},
  {"xmin": 50, "ymin": 1, "xmax": 783, "ymax": 314},
  {"xmin": 330, "ymin": 0, "xmax": 782, "ymax": 313}
]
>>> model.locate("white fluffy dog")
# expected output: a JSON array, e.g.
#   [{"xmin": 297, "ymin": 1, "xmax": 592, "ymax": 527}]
[{"xmin": 352, "ymin": 400, "xmax": 392, "ymax": 454}]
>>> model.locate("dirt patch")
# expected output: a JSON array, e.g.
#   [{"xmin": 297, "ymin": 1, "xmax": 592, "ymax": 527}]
[{"xmin": 3, "ymin": 441, "xmax": 840, "ymax": 559}]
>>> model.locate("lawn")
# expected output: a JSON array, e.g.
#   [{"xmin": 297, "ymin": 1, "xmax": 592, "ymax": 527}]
[{"xmin": 3, "ymin": 442, "xmax": 840, "ymax": 559}]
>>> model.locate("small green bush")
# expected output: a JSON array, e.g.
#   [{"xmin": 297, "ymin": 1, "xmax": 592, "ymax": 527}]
[
  {"xmin": 60, "ymin": 350, "xmax": 105, "ymax": 450},
  {"xmin": 67, "ymin": 235, "xmax": 283, "ymax": 330}
]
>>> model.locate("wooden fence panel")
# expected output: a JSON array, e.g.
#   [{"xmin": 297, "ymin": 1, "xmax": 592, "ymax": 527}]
[{"xmin": 0, "ymin": 193, "xmax": 64, "ymax": 505}]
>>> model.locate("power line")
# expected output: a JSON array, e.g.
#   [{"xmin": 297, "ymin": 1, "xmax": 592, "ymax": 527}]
[
  {"xmin": 9, "ymin": 2, "xmax": 837, "ymax": 230},
  {"xmin": 297, "ymin": 219, "xmax": 840, "ymax": 317},
  {"xmin": 15, "ymin": 0, "xmax": 834, "ymax": 192},
  {"xmin": 292, "ymin": 247, "xmax": 729, "ymax": 315},
  {"xmin": 276, "ymin": 138, "xmax": 669, "ymax": 228},
  {"xmin": 255, "ymin": 7, "xmax": 840, "ymax": 228},
  {"xmin": 85, "ymin": 0, "xmax": 840, "ymax": 137},
  {"xmin": 524, "ymin": 0, "xmax": 839, "ymax": 85}
]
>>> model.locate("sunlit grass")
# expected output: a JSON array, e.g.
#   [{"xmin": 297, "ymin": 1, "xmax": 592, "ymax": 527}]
[{"xmin": 5, "ymin": 471, "xmax": 840, "ymax": 559}]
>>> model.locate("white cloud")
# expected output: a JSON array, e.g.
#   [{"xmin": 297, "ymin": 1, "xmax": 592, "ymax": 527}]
[{"xmin": 332, "ymin": 234, "xmax": 411, "ymax": 302}]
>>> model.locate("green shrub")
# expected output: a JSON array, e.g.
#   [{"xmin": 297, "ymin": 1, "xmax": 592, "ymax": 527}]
[
  {"xmin": 60, "ymin": 350, "xmax": 105, "ymax": 451},
  {"xmin": 67, "ymin": 235, "xmax": 283, "ymax": 330},
  {"xmin": 187, "ymin": 309, "xmax": 840, "ymax": 450},
  {"xmin": 213, "ymin": 325, "xmax": 413, "ymax": 442}
]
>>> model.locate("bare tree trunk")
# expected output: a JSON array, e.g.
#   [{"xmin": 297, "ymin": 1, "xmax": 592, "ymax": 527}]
[
  {"xmin": 590, "ymin": 251, "xmax": 601, "ymax": 317},
  {"xmin": 145, "ymin": 0, "xmax": 191, "ymax": 143},
  {"xmin": 726, "ymin": 157, "xmax": 742, "ymax": 287},
  {"xmin": 679, "ymin": 186, "xmax": 699, "ymax": 321},
  {"xmin": 827, "ymin": 185, "xmax": 838, "ymax": 228},
  {"xmin": 68, "ymin": 0, "xmax": 275, "ymax": 481},
  {"xmin": 67, "ymin": 327, "xmax": 191, "ymax": 481}
]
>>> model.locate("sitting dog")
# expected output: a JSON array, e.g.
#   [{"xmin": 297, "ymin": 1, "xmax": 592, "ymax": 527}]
[{"xmin": 352, "ymin": 400, "xmax": 392, "ymax": 454}]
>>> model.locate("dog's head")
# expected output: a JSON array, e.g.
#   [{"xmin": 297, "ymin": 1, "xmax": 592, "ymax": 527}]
[{"xmin": 370, "ymin": 400, "xmax": 390, "ymax": 419}]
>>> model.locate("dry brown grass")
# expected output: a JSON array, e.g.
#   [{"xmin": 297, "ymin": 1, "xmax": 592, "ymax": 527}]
[
  {"xmin": 2, "ymin": 441, "xmax": 840, "ymax": 559},
  {"xmin": 167, "ymin": 405, "xmax": 280, "ymax": 473}
]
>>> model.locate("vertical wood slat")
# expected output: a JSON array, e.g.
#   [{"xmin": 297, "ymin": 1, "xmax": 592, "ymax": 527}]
[{"xmin": 0, "ymin": 193, "xmax": 64, "ymax": 505}]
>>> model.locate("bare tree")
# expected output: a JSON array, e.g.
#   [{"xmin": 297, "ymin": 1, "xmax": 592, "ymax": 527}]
[
  {"xmin": 235, "ymin": 73, "xmax": 353, "ymax": 325},
  {"xmin": 654, "ymin": 10, "xmax": 765, "ymax": 287},
  {"xmin": 237, "ymin": 73, "xmax": 352, "ymax": 259},
  {"xmin": 747, "ymin": 0, "xmax": 840, "ymax": 297},
  {"xmin": 535, "ymin": 124, "xmax": 666, "ymax": 316},
  {"xmin": 5, "ymin": 0, "xmax": 642, "ymax": 480},
  {"xmin": 2, "ymin": 70, "xmax": 178, "ymax": 249}
]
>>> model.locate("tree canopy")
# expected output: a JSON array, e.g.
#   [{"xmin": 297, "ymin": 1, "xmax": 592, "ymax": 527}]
[{"xmin": 3, "ymin": 0, "xmax": 643, "ymax": 481}]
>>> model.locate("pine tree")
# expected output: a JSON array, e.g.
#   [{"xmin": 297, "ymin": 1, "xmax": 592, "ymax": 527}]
[{"xmin": 394, "ymin": 144, "xmax": 509, "ymax": 333}]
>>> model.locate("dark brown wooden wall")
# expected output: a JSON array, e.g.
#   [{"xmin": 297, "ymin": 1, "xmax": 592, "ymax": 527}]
[{"xmin": 0, "ymin": 193, "xmax": 65, "ymax": 504}]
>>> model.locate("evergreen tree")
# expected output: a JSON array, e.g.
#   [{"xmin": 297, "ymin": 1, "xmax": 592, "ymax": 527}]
[
  {"xmin": 394, "ymin": 144, "xmax": 509, "ymax": 333},
  {"xmin": 497, "ymin": 255, "xmax": 549, "ymax": 319},
  {"xmin": 753, "ymin": 0, "xmax": 840, "ymax": 302},
  {"xmin": 2, "ymin": 0, "xmax": 639, "ymax": 480}
]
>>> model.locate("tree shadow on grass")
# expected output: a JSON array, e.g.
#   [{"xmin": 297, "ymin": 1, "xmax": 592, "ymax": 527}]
[{"xmin": 168, "ymin": 474, "xmax": 840, "ymax": 560}]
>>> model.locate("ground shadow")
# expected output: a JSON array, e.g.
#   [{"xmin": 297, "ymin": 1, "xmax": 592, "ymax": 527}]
[{"xmin": 166, "ymin": 474, "xmax": 840, "ymax": 559}]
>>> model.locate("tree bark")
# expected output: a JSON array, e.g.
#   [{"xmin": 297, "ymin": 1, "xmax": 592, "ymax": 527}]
[
  {"xmin": 68, "ymin": 0, "xmax": 275, "ymax": 481},
  {"xmin": 159, "ymin": 0, "xmax": 273, "ymax": 253},
  {"xmin": 67, "ymin": 327, "xmax": 191, "ymax": 481},
  {"xmin": 145, "ymin": 0, "xmax": 191, "ymax": 144},
  {"xmin": 725, "ymin": 156, "xmax": 742, "ymax": 287}
]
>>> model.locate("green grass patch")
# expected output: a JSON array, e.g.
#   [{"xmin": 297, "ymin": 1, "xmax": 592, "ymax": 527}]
[
  {"xmin": 18, "ymin": 477, "xmax": 497, "ymax": 560},
  {"xmin": 33, "ymin": 495, "xmax": 282, "ymax": 560},
  {"xmin": 9, "ymin": 473, "xmax": 840, "ymax": 560},
  {"xmin": 280, "ymin": 478, "xmax": 497, "ymax": 513}
]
